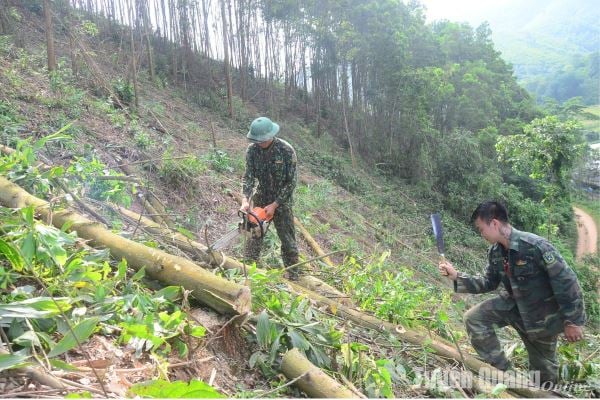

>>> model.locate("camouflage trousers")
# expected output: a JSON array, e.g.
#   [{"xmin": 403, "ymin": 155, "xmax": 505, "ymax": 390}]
[
  {"xmin": 243, "ymin": 203, "xmax": 299, "ymax": 276},
  {"xmin": 464, "ymin": 296, "xmax": 559, "ymax": 384}
]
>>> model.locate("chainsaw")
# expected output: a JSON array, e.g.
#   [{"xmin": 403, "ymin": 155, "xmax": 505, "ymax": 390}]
[{"xmin": 210, "ymin": 207, "xmax": 273, "ymax": 250}]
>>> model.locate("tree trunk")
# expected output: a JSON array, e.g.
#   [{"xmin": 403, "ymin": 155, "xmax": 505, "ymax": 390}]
[
  {"xmin": 281, "ymin": 348, "xmax": 355, "ymax": 398},
  {"xmin": 0, "ymin": 176, "xmax": 251, "ymax": 316},
  {"xmin": 220, "ymin": 0, "xmax": 234, "ymax": 117},
  {"xmin": 0, "ymin": 0, "xmax": 12, "ymax": 34},
  {"xmin": 285, "ymin": 281, "xmax": 554, "ymax": 398},
  {"xmin": 43, "ymin": 0, "xmax": 57, "ymax": 73},
  {"xmin": 201, "ymin": 0, "xmax": 211, "ymax": 58},
  {"xmin": 293, "ymin": 217, "xmax": 334, "ymax": 268},
  {"xmin": 237, "ymin": 0, "xmax": 247, "ymax": 99},
  {"xmin": 113, "ymin": 203, "xmax": 352, "ymax": 304},
  {"xmin": 140, "ymin": 0, "xmax": 155, "ymax": 81},
  {"xmin": 128, "ymin": 0, "xmax": 139, "ymax": 109}
]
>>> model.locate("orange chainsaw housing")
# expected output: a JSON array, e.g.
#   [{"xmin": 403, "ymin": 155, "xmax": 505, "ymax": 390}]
[{"xmin": 247, "ymin": 207, "xmax": 273, "ymax": 225}]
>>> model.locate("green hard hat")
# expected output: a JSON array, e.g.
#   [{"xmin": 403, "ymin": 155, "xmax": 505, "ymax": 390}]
[{"xmin": 247, "ymin": 117, "xmax": 279, "ymax": 142}]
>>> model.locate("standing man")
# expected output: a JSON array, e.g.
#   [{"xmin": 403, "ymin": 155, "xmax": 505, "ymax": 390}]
[
  {"xmin": 241, "ymin": 116, "xmax": 300, "ymax": 279},
  {"xmin": 439, "ymin": 201, "xmax": 585, "ymax": 386}
]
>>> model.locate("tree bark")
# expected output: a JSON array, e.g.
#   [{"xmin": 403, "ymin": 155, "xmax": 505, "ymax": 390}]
[
  {"xmin": 281, "ymin": 348, "xmax": 355, "ymax": 398},
  {"xmin": 127, "ymin": 0, "xmax": 139, "ymax": 109},
  {"xmin": 285, "ymin": 281, "xmax": 554, "ymax": 398},
  {"xmin": 43, "ymin": 0, "xmax": 57, "ymax": 73},
  {"xmin": 112, "ymin": 203, "xmax": 350, "ymax": 303},
  {"xmin": 140, "ymin": 0, "xmax": 155, "ymax": 81},
  {"xmin": 0, "ymin": 0, "xmax": 12, "ymax": 34},
  {"xmin": 293, "ymin": 217, "xmax": 334, "ymax": 268},
  {"xmin": 220, "ymin": 0, "xmax": 234, "ymax": 117},
  {"xmin": 0, "ymin": 176, "xmax": 251, "ymax": 316}
]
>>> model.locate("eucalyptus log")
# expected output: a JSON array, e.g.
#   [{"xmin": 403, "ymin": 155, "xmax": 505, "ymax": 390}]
[
  {"xmin": 281, "ymin": 348, "xmax": 355, "ymax": 398},
  {"xmin": 0, "ymin": 176, "xmax": 251, "ymax": 316},
  {"xmin": 285, "ymin": 281, "xmax": 555, "ymax": 398},
  {"xmin": 113, "ymin": 203, "xmax": 240, "ymax": 269},
  {"xmin": 113, "ymin": 205, "xmax": 350, "ymax": 303},
  {"xmin": 294, "ymin": 217, "xmax": 335, "ymax": 268},
  {"xmin": 119, "ymin": 163, "xmax": 174, "ymax": 229}
]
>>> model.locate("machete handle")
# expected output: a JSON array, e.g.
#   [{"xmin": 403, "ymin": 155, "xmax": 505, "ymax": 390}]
[{"xmin": 438, "ymin": 254, "xmax": 449, "ymax": 276}]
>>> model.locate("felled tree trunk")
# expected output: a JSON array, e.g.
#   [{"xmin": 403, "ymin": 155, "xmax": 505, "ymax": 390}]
[
  {"xmin": 286, "ymin": 281, "xmax": 555, "ymax": 398},
  {"xmin": 294, "ymin": 217, "xmax": 335, "ymax": 268},
  {"xmin": 281, "ymin": 348, "xmax": 355, "ymax": 398},
  {"xmin": 114, "ymin": 205, "xmax": 351, "ymax": 303},
  {"xmin": 0, "ymin": 177, "xmax": 251, "ymax": 316}
]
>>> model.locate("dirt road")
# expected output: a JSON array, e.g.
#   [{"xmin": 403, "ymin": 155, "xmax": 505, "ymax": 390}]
[{"xmin": 573, "ymin": 207, "xmax": 598, "ymax": 260}]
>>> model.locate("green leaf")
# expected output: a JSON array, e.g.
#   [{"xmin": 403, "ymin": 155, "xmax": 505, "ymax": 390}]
[
  {"xmin": 189, "ymin": 325, "xmax": 206, "ymax": 339},
  {"xmin": 174, "ymin": 339, "xmax": 188, "ymax": 358},
  {"xmin": 256, "ymin": 310, "xmax": 272, "ymax": 348},
  {"xmin": 0, "ymin": 238, "xmax": 24, "ymax": 271},
  {"xmin": 153, "ymin": 286, "xmax": 181, "ymax": 302},
  {"xmin": 22, "ymin": 206, "xmax": 34, "ymax": 226},
  {"xmin": 491, "ymin": 383, "xmax": 507, "ymax": 397},
  {"xmin": 176, "ymin": 227, "xmax": 195, "ymax": 240},
  {"xmin": 116, "ymin": 258, "xmax": 127, "ymax": 280},
  {"xmin": 48, "ymin": 317, "xmax": 99, "ymax": 358},
  {"xmin": 34, "ymin": 124, "xmax": 73, "ymax": 150},
  {"xmin": 13, "ymin": 330, "xmax": 41, "ymax": 347},
  {"xmin": 0, "ymin": 353, "xmax": 30, "ymax": 372},
  {"xmin": 50, "ymin": 359, "xmax": 80, "ymax": 371},
  {"xmin": 132, "ymin": 266, "xmax": 146, "ymax": 281},
  {"xmin": 288, "ymin": 329, "xmax": 310, "ymax": 351},
  {"xmin": 129, "ymin": 379, "xmax": 224, "ymax": 398},
  {"xmin": 0, "ymin": 297, "xmax": 72, "ymax": 320},
  {"xmin": 20, "ymin": 232, "xmax": 35, "ymax": 263},
  {"xmin": 65, "ymin": 392, "xmax": 92, "ymax": 398}
]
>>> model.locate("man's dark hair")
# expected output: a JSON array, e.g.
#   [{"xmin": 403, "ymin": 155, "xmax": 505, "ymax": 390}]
[{"xmin": 471, "ymin": 201, "xmax": 509, "ymax": 224}]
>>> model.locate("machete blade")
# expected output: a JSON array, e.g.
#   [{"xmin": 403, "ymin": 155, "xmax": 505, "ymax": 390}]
[{"xmin": 430, "ymin": 212, "xmax": 445, "ymax": 257}]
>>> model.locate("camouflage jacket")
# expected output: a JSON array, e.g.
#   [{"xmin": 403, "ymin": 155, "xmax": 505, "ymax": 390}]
[
  {"xmin": 455, "ymin": 228, "xmax": 586, "ymax": 338},
  {"xmin": 242, "ymin": 138, "xmax": 297, "ymax": 206}
]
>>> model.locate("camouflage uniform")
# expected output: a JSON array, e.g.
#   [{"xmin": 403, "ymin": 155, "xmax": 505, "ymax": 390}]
[
  {"xmin": 242, "ymin": 137, "xmax": 299, "ymax": 272},
  {"xmin": 455, "ymin": 229, "xmax": 586, "ymax": 384}
]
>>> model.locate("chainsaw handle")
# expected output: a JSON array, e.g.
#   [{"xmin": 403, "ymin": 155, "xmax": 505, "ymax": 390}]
[
  {"xmin": 247, "ymin": 210, "xmax": 265, "ymax": 237},
  {"xmin": 238, "ymin": 209, "xmax": 266, "ymax": 238}
]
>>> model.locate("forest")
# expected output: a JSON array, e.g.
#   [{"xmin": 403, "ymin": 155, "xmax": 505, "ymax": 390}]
[{"xmin": 0, "ymin": 0, "xmax": 598, "ymax": 398}]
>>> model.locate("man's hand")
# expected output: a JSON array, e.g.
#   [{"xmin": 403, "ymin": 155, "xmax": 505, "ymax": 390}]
[
  {"xmin": 564, "ymin": 323, "xmax": 584, "ymax": 342},
  {"xmin": 264, "ymin": 202, "xmax": 279, "ymax": 219},
  {"xmin": 240, "ymin": 197, "xmax": 250, "ymax": 212},
  {"xmin": 439, "ymin": 260, "xmax": 458, "ymax": 280}
]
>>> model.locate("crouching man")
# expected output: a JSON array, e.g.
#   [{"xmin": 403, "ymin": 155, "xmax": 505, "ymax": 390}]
[{"xmin": 439, "ymin": 201, "xmax": 585, "ymax": 387}]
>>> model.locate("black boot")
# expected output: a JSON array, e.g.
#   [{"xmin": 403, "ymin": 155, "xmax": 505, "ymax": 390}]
[{"xmin": 285, "ymin": 256, "xmax": 300, "ymax": 281}]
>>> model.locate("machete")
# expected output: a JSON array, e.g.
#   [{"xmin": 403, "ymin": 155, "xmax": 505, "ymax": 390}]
[{"xmin": 430, "ymin": 212, "xmax": 448, "ymax": 275}]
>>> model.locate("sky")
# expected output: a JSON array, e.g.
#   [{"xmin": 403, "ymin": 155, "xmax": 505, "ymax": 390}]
[{"xmin": 417, "ymin": 0, "xmax": 513, "ymax": 25}]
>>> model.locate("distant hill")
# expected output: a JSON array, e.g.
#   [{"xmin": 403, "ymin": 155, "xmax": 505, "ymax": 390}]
[{"xmin": 429, "ymin": 0, "xmax": 600, "ymax": 104}]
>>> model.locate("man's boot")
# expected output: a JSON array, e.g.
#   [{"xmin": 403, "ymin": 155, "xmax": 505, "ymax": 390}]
[{"xmin": 285, "ymin": 256, "xmax": 300, "ymax": 281}]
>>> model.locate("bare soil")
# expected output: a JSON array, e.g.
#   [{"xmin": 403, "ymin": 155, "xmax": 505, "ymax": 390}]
[{"xmin": 574, "ymin": 207, "xmax": 598, "ymax": 260}]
